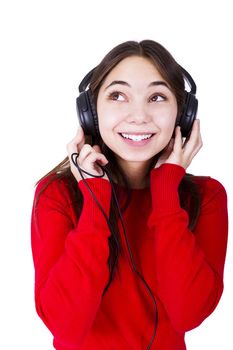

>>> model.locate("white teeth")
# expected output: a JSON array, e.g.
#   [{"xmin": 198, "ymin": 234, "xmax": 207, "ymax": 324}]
[{"xmin": 121, "ymin": 133, "xmax": 153, "ymax": 141}]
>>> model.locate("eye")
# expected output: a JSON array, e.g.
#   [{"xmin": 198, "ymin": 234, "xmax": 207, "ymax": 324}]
[
  {"xmin": 149, "ymin": 94, "xmax": 166, "ymax": 102},
  {"xmin": 108, "ymin": 91, "xmax": 125, "ymax": 101}
]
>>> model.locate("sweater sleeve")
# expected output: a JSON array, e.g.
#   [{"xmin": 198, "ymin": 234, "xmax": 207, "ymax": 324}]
[
  {"xmin": 31, "ymin": 177, "xmax": 112, "ymax": 348},
  {"xmin": 147, "ymin": 163, "xmax": 228, "ymax": 333}
]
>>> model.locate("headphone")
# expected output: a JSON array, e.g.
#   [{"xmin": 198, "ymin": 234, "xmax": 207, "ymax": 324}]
[{"xmin": 76, "ymin": 66, "xmax": 198, "ymax": 138}]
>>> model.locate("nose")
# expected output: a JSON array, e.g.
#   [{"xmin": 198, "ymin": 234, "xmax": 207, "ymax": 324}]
[{"xmin": 125, "ymin": 103, "xmax": 151, "ymax": 125}]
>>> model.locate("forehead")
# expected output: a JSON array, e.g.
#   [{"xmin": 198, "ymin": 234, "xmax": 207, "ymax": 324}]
[{"xmin": 103, "ymin": 56, "xmax": 163, "ymax": 83}]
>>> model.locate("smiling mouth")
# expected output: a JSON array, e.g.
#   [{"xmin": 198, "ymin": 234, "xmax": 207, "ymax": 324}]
[{"xmin": 119, "ymin": 133, "xmax": 155, "ymax": 141}]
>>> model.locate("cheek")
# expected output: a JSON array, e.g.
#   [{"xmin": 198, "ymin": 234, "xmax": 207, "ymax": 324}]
[
  {"xmin": 154, "ymin": 108, "xmax": 177, "ymax": 132},
  {"xmin": 97, "ymin": 105, "xmax": 123, "ymax": 133}
]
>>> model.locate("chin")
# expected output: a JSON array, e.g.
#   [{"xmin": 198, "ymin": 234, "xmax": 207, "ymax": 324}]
[{"xmin": 116, "ymin": 152, "xmax": 156, "ymax": 164}]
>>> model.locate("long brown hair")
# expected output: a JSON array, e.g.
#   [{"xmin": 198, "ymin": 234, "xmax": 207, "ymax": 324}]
[{"xmin": 35, "ymin": 40, "xmax": 201, "ymax": 295}]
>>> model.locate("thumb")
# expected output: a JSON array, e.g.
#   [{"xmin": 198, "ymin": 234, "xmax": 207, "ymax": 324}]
[
  {"xmin": 92, "ymin": 145, "xmax": 102, "ymax": 153},
  {"xmin": 163, "ymin": 138, "xmax": 175, "ymax": 156},
  {"xmin": 154, "ymin": 138, "xmax": 175, "ymax": 169}
]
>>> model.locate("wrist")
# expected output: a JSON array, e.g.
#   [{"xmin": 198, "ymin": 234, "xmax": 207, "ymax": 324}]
[
  {"xmin": 78, "ymin": 178, "xmax": 112, "ymax": 220},
  {"xmin": 150, "ymin": 163, "xmax": 185, "ymax": 215},
  {"xmin": 151, "ymin": 163, "xmax": 185, "ymax": 186}
]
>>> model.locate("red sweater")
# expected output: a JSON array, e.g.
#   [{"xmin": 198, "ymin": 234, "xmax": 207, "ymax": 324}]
[{"xmin": 31, "ymin": 164, "xmax": 228, "ymax": 350}]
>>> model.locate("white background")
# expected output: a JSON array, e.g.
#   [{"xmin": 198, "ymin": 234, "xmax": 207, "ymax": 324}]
[{"xmin": 0, "ymin": 0, "xmax": 232, "ymax": 349}]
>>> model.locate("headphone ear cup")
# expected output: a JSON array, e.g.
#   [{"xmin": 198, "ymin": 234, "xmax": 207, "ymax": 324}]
[
  {"xmin": 76, "ymin": 90, "xmax": 99, "ymax": 136},
  {"xmin": 179, "ymin": 92, "xmax": 198, "ymax": 137}
]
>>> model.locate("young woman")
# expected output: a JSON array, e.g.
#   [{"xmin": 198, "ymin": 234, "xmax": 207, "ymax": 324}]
[{"xmin": 31, "ymin": 40, "xmax": 228, "ymax": 350}]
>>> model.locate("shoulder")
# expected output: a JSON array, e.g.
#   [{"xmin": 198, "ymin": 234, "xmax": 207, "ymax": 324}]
[
  {"xmin": 35, "ymin": 173, "xmax": 69, "ymax": 196},
  {"xmin": 187, "ymin": 173, "xmax": 227, "ymax": 206},
  {"xmin": 34, "ymin": 173, "xmax": 78, "ymax": 209}
]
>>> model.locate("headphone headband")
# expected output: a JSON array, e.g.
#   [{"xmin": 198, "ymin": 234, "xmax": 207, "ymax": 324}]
[
  {"xmin": 78, "ymin": 67, "xmax": 96, "ymax": 93},
  {"xmin": 79, "ymin": 65, "xmax": 197, "ymax": 95},
  {"xmin": 180, "ymin": 66, "xmax": 196, "ymax": 94}
]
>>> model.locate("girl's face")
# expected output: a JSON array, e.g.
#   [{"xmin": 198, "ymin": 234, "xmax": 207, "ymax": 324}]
[{"xmin": 97, "ymin": 56, "xmax": 178, "ymax": 166}]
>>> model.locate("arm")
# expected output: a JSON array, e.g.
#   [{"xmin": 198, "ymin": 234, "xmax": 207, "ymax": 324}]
[
  {"xmin": 147, "ymin": 163, "xmax": 228, "ymax": 332},
  {"xmin": 31, "ymin": 177, "xmax": 112, "ymax": 348}
]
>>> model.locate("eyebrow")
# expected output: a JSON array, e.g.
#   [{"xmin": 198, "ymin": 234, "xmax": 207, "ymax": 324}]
[{"xmin": 104, "ymin": 80, "xmax": 171, "ymax": 90}]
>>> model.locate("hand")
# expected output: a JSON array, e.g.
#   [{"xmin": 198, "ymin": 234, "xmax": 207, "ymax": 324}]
[
  {"xmin": 155, "ymin": 119, "xmax": 203, "ymax": 170},
  {"xmin": 67, "ymin": 127, "xmax": 109, "ymax": 182}
]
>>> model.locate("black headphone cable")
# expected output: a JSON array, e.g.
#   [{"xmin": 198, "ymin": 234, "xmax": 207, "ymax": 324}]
[{"xmin": 71, "ymin": 152, "xmax": 158, "ymax": 349}]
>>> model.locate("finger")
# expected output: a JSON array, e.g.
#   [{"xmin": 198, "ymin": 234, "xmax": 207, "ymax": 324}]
[
  {"xmin": 182, "ymin": 120, "xmax": 203, "ymax": 166},
  {"xmin": 67, "ymin": 127, "xmax": 85, "ymax": 155},
  {"xmin": 85, "ymin": 152, "xmax": 108, "ymax": 165},
  {"xmin": 173, "ymin": 126, "xmax": 183, "ymax": 152},
  {"xmin": 78, "ymin": 145, "xmax": 109, "ymax": 169},
  {"xmin": 162, "ymin": 138, "xmax": 175, "ymax": 158},
  {"xmin": 81, "ymin": 153, "xmax": 109, "ymax": 175},
  {"xmin": 78, "ymin": 144, "xmax": 95, "ymax": 164},
  {"xmin": 183, "ymin": 119, "xmax": 202, "ymax": 153},
  {"xmin": 166, "ymin": 137, "xmax": 175, "ymax": 151},
  {"xmin": 189, "ymin": 119, "xmax": 200, "ymax": 141},
  {"xmin": 71, "ymin": 127, "xmax": 85, "ymax": 146},
  {"xmin": 92, "ymin": 145, "xmax": 102, "ymax": 153}
]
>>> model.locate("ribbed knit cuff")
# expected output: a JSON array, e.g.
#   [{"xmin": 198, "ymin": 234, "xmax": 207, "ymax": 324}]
[
  {"xmin": 78, "ymin": 178, "xmax": 112, "ymax": 223},
  {"xmin": 149, "ymin": 163, "xmax": 185, "ymax": 217}
]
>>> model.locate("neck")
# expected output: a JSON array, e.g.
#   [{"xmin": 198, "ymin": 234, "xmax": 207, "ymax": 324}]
[{"xmin": 116, "ymin": 158, "xmax": 151, "ymax": 189}]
